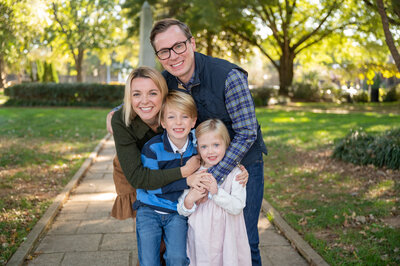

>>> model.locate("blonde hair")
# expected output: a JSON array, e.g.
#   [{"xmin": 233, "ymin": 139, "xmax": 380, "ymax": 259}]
[
  {"xmin": 122, "ymin": 66, "xmax": 168, "ymax": 127},
  {"xmin": 159, "ymin": 90, "xmax": 197, "ymax": 124},
  {"xmin": 195, "ymin": 119, "xmax": 230, "ymax": 148}
]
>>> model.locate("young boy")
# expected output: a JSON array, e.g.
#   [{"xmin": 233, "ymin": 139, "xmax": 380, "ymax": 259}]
[{"xmin": 133, "ymin": 90, "xmax": 198, "ymax": 266}]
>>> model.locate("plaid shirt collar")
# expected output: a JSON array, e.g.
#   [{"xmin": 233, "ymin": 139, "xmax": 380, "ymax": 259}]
[{"xmin": 176, "ymin": 69, "xmax": 200, "ymax": 92}]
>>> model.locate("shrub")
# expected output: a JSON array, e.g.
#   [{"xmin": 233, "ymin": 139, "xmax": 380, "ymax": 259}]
[
  {"xmin": 251, "ymin": 87, "xmax": 277, "ymax": 106},
  {"xmin": 333, "ymin": 128, "xmax": 400, "ymax": 170},
  {"xmin": 383, "ymin": 87, "xmax": 399, "ymax": 102},
  {"xmin": 4, "ymin": 82, "xmax": 124, "ymax": 107},
  {"xmin": 290, "ymin": 82, "xmax": 320, "ymax": 101},
  {"xmin": 320, "ymin": 82, "xmax": 342, "ymax": 103},
  {"xmin": 352, "ymin": 91, "xmax": 369, "ymax": 103}
]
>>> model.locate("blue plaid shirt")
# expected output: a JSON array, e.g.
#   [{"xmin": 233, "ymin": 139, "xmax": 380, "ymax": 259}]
[{"xmin": 179, "ymin": 69, "xmax": 257, "ymax": 184}]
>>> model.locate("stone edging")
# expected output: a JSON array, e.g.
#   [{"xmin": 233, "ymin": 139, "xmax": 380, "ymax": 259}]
[
  {"xmin": 261, "ymin": 199, "xmax": 329, "ymax": 266},
  {"xmin": 6, "ymin": 133, "xmax": 112, "ymax": 266}
]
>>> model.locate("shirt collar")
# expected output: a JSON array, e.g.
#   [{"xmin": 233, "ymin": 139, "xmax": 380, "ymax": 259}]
[
  {"xmin": 167, "ymin": 134, "xmax": 189, "ymax": 154},
  {"xmin": 176, "ymin": 71, "xmax": 195, "ymax": 90},
  {"xmin": 161, "ymin": 129, "xmax": 196, "ymax": 153},
  {"xmin": 176, "ymin": 57, "xmax": 200, "ymax": 90}
]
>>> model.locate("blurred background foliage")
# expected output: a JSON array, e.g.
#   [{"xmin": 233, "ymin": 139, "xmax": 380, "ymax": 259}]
[{"xmin": 0, "ymin": 0, "xmax": 400, "ymax": 104}]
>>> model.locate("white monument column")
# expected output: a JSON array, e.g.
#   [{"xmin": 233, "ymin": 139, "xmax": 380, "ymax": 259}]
[{"xmin": 138, "ymin": 1, "xmax": 155, "ymax": 67}]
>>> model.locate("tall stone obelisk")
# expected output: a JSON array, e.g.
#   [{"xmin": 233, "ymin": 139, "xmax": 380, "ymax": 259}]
[{"xmin": 138, "ymin": 1, "xmax": 155, "ymax": 67}]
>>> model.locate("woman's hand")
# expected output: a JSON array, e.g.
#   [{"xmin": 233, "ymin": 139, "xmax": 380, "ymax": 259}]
[
  {"xmin": 235, "ymin": 164, "xmax": 249, "ymax": 187},
  {"xmin": 106, "ymin": 110, "xmax": 115, "ymax": 135},
  {"xmin": 186, "ymin": 170, "xmax": 213, "ymax": 191},
  {"xmin": 180, "ymin": 155, "xmax": 201, "ymax": 177}
]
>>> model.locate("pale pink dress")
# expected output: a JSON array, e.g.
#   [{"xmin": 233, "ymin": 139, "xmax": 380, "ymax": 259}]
[{"xmin": 185, "ymin": 167, "xmax": 251, "ymax": 266}]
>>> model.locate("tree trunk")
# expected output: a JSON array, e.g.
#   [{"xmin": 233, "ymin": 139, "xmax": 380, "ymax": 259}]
[
  {"xmin": 376, "ymin": 0, "xmax": 400, "ymax": 72},
  {"xmin": 278, "ymin": 51, "xmax": 295, "ymax": 96},
  {"xmin": 75, "ymin": 48, "xmax": 84, "ymax": 82},
  {"xmin": 206, "ymin": 32, "xmax": 213, "ymax": 56},
  {"xmin": 371, "ymin": 73, "xmax": 381, "ymax": 102},
  {"xmin": 0, "ymin": 56, "xmax": 6, "ymax": 89}
]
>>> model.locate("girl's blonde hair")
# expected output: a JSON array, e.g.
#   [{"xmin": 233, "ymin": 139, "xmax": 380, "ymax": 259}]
[
  {"xmin": 122, "ymin": 66, "xmax": 168, "ymax": 127},
  {"xmin": 159, "ymin": 90, "xmax": 197, "ymax": 124},
  {"xmin": 195, "ymin": 119, "xmax": 230, "ymax": 148}
]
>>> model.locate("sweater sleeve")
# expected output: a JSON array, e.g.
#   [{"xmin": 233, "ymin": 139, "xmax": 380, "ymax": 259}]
[
  {"xmin": 207, "ymin": 69, "xmax": 257, "ymax": 184},
  {"xmin": 111, "ymin": 111, "xmax": 182, "ymax": 190},
  {"xmin": 146, "ymin": 179, "xmax": 188, "ymax": 194},
  {"xmin": 141, "ymin": 143, "xmax": 189, "ymax": 194},
  {"xmin": 212, "ymin": 168, "xmax": 246, "ymax": 215}
]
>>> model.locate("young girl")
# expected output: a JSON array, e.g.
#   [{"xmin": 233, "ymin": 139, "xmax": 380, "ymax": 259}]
[{"xmin": 177, "ymin": 119, "xmax": 251, "ymax": 266}]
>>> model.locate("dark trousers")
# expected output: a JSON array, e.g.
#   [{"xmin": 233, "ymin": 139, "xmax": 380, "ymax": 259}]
[{"xmin": 243, "ymin": 154, "xmax": 265, "ymax": 266}]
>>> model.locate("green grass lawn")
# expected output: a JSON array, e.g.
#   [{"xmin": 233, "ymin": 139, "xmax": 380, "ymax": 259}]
[
  {"xmin": 1, "ymin": 104, "xmax": 399, "ymax": 265},
  {"xmin": 258, "ymin": 106, "xmax": 400, "ymax": 265},
  {"xmin": 0, "ymin": 107, "xmax": 109, "ymax": 264},
  {"xmin": 0, "ymin": 89, "xmax": 8, "ymax": 105},
  {"xmin": 271, "ymin": 101, "xmax": 400, "ymax": 114}
]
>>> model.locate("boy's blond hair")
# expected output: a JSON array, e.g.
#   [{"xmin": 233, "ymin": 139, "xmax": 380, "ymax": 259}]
[
  {"xmin": 159, "ymin": 90, "xmax": 197, "ymax": 123},
  {"xmin": 195, "ymin": 119, "xmax": 230, "ymax": 148}
]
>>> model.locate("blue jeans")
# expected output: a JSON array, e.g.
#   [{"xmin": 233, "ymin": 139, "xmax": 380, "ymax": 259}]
[
  {"xmin": 136, "ymin": 206, "xmax": 189, "ymax": 266},
  {"xmin": 243, "ymin": 154, "xmax": 264, "ymax": 266}
]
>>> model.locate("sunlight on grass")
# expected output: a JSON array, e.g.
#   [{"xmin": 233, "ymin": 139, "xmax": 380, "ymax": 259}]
[
  {"xmin": 367, "ymin": 124, "xmax": 397, "ymax": 132},
  {"xmin": 0, "ymin": 107, "xmax": 109, "ymax": 263},
  {"xmin": 258, "ymin": 108, "xmax": 400, "ymax": 150},
  {"xmin": 259, "ymin": 105, "xmax": 400, "ymax": 265},
  {"xmin": 366, "ymin": 180, "xmax": 395, "ymax": 199},
  {"xmin": 271, "ymin": 116, "xmax": 311, "ymax": 123}
]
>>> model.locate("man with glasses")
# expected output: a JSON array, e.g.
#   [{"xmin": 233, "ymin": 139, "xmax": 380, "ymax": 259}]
[
  {"xmin": 107, "ymin": 18, "xmax": 267, "ymax": 266},
  {"xmin": 151, "ymin": 19, "xmax": 267, "ymax": 266}
]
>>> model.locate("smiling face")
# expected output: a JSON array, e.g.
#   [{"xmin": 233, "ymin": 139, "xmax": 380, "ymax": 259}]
[
  {"xmin": 161, "ymin": 104, "xmax": 197, "ymax": 149},
  {"xmin": 153, "ymin": 25, "xmax": 196, "ymax": 84},
  {"xmin": 197, "ymin": 131, "xmax": 227, "ymax": 168},
  {"xmin": 130, "ymin": 77, "xmax": 163, "ymax": 126}
]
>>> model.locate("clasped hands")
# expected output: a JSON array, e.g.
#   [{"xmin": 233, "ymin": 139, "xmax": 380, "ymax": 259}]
[{"xmin": 186, "ymin": 163, "xmax": 249, "ymax": 206}]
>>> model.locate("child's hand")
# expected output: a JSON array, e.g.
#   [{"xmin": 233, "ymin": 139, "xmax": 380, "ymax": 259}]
[
  {"xmin": 196, "ymin": 195, "xmax": 208, "ymax": 205},
  {"xmin": 208, "ymin": 176, "xmax": 218, "ymax": 195},
  {"xmin": 184, "ymin": 188, "xmax": 207, "ymax": 209}
]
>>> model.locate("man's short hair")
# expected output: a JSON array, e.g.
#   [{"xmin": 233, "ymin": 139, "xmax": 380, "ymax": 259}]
[{"xmin": 150, "ymin": 18, "xmax": 192, "ymax": 50}]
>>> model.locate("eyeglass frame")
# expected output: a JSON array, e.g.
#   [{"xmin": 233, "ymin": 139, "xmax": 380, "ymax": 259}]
[{"xmin": 155, "ymin": 37, "xmax": 192, "ymax": 60}]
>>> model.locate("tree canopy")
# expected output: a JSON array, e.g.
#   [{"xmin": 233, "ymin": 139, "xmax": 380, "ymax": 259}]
[
  {"xmin": 0, "ymin": 0, "xmax": 49, "ymax": 87},
  {"xmin": 48, "ymin": 0, "xmax": 125, "ymax": 82},
  {"xmin": 1, "ymin": 0, "xmax": 399, "ymax": 92}
]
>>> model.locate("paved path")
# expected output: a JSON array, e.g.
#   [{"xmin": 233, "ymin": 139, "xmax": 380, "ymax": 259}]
[{"xmin": 26, "ymin": 138, "xmax": 308, "ymax": 266}]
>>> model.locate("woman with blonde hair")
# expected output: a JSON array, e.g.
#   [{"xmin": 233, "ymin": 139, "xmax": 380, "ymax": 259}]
[{"xmin": 110, "ymin": 66, "xmax": 206, "ymax": 220}]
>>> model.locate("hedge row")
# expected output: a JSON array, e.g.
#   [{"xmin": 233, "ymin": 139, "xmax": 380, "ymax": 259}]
[
  {"xmin": 333, "ymin": 128, "xmax": 400, "ymax": 170},
  {"xmin": 4, "ymin": 82, "xmax": 124, "ymax": 107}
]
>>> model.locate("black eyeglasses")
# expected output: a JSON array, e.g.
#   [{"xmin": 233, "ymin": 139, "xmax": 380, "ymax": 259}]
[{"xmin": 155, "ymin": 37, "xmax": 191, "ymax": 60}]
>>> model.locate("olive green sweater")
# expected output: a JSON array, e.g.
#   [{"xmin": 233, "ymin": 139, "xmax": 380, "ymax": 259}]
[{"xmin": 111, "ymin": 109, "xmax": 182, "ymax": 189}]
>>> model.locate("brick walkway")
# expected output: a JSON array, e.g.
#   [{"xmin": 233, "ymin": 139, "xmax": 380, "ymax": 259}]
[{"xmin": 25, "ymin": 138, "xmax": 308, "ymax": 266}]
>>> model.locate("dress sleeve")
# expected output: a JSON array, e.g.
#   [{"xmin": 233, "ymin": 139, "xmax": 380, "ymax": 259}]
[
  {"xmin": 212, "ymin": 168, "xmax": 246, "ymax": 215},
  {"xmin": 112, "ymin": 111, "xmax": 182, "ymax": 190},
  {"xmin": 177, "ymin": 189, "xmax": 196, "ymax": 217}
]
